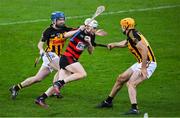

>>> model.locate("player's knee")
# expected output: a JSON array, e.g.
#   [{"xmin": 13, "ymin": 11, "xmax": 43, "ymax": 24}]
[
  {"xmin": 126, "ymin": 81, "xmax": 136, "ymax": 88},
  {"xmin": 76, "ymin": 71, "xmax": 87, "ymax": 79},
  {"xmin": 116, "ymin": 78, "xmax": 123, "ymax": 85},
  {"xmin": 126, "ymin": 82, "xmax": 130, "ymax": 87},
  {"xmin": 116, "ymin": 74, "xmax": 127, "ymax": 84}
]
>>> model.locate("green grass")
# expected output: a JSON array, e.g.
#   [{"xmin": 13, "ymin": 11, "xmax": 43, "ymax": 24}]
[{"xmin": 0, "ymin": 0, "xmax": 180, "ymax": 117}]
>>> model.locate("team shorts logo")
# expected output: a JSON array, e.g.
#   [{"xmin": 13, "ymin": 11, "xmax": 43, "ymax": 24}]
[
  {"xmin": 48, "ymin": 53, "xmax": 56, "ymax": 59},
  {"xmin": 76, "ymin": 42, "xmax": 86, "ymax": 50}
]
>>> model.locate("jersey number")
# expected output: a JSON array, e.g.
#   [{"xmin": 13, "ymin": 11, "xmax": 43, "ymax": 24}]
[{"xmin": 76, "ymin": 42, "xmax": 86, "ymax": 50}]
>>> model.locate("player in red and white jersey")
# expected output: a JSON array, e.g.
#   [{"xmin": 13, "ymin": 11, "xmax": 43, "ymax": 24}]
[
  {"xmin": 35, "ymin": 18, "xmax": 105, "ymax": 107},
  {"xmin": 53, "ymin": 18, "xmax": 98, "ymax": 95}
]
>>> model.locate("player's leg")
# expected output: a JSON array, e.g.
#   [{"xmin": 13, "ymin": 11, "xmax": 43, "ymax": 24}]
[
  {"xmin": 53, "ymin": 62, "xmax": 87, "ymax": 94},
  {"xmin": 125, "ymin": 70, "xmax": 143, "ymax": 114},
  {"xmin": 35, "ymin": 70, "xmax": 71, "ymax": 108},
  {"xmin": 46, "ymin": 55, "xmax": 61, "ymax": 96},
  {"xmin": 64, "ymin": 62, "xmax": 87, "ymax": 83},
  {"xmin": 20, "ymin": 53, "xmax": 59, "ymax": 88},
  {"xmin": 125, "ymin": 62, "xmax": 157, "ymax": 114},
  {"xmin": 9, "ymin": 65, "xmax": 50, "ymax": 100},
  {"xmin": 53, "ymin": 70, "xmax": 72, "ymax": 97},
  {"xmin": 109, "ymin": 68, "xmax": 134, "ymax": 97},
  {"xmin": 21, "ymin": 66, "xmax": 50, "ymax": 87},
  {"xmin": 43, "ymin": 72, "xmax": 60, "ymax": 98},
  {"xmin": 44, "ymin": 70, "xmax": 71, "ymax": 97},
  {"xmin": 9, "ymin": 53, "xmax": 59, "ymax": 100},
  {"xmin": 97, "ymin": 67, "xmax": 134, "ymax": 108},
  {"xmin": 127, "ymin": 71, "xmax": 144, "ymax": 105}
]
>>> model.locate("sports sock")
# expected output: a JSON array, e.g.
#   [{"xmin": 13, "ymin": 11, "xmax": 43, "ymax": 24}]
[
  {"xmin": 40, "ymin": 93, "xmax": 48, "ymax": 99},
  {"xmin": 57, "ymin": 80, "xmax": 65, "ymax": 87},
  {"xmin": 105, "ymin": 96, "xmax": 113, "ymax": 103},
  {"xmin": 14, "ymin": 84, "xmax": 23, "ymax": 91},
  {"xmin": 131, "ymin": 103, "xmax": 138, "ymax": 110}
]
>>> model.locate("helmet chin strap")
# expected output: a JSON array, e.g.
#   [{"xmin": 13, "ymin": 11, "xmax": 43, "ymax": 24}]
[{"xmin": 123, "ymin": 25, "xmax": 129, "ymax": 34}]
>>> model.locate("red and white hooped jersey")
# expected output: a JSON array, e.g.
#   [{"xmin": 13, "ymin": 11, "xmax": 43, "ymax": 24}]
[{"xmin": 63, "ymin": 31, "xmax": 96, "ymax": 60}]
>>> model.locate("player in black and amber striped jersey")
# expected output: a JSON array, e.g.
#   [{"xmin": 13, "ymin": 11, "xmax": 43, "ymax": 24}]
[
  {"xmin": 9, "ymin": 11, "xmax": 82, "ymax": 102},
  {"xmin": 126, "ymin": 28, "xmax": 156, "ymax": 63},
  {"xmin": 97, "ymin": 18, "xmax": 157, "ymax": 115},
  {"xmin": 42, "ymin": 24, "xmax": 73, "ymax": 56}
]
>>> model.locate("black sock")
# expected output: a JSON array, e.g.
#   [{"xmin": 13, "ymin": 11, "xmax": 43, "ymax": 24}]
[
  {"xmin": 14, "ymin": 84, "xmax": 23, "ymax": 91},
  {"xmin": 57, "ymin": 80, "xmax": 65, "ymax": 87},
  {"xmin": 40, "ymin": 93, "xmax": 48, "ymax": 99},
  {"xmin": 105, "ymin": 96, "xmax": 113, "ymax": 103},
  {"xmin": 131, "ymin": 103, "xmax": 138, "ymax": 110}
]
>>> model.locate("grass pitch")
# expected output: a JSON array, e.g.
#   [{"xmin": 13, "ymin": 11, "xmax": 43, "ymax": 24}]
[{"xmin": 0, "ymin": 0, "xmax": 180, "ymax": 117}]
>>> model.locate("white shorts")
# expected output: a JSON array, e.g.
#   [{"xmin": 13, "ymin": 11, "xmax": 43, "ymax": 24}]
[
  {"xmin": 130, "ymin": 62, "xmax": 157, "ymax": 79},
  {"xmin": 42, "ymin": 52, "xmax": 59, "ymax": 72}
]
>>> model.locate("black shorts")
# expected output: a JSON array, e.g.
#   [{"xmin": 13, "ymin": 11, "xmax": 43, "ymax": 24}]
[{"xmin": 60, "ymin": 55, "xmax": 78, "ymax": 69}]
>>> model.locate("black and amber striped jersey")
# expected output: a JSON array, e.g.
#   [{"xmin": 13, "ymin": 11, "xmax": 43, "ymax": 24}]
[
  {"xmin": 126, "ymin": 29, "xmax": 156, "ymax": 63},
  {"xmin": 41, "ymin": 25, "xmax": 73, "ymax": 56},
  {"xmin": 63, "ymin": 31, "xmax": 96, "ymax": 60}
]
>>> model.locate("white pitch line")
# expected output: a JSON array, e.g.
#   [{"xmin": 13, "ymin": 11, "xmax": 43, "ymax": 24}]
[{"xmin": 0, "ymin": 4, "xmax": 179, "ymax": 26}]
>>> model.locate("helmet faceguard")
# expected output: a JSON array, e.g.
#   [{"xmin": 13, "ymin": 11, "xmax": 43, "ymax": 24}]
[
  {"xmin": 84, "ymin": 18, "xmax": 98, "ymax": 34},
  {"xmin": 84, "ymin": 18, "xmax": 98, "ymax": 29}
]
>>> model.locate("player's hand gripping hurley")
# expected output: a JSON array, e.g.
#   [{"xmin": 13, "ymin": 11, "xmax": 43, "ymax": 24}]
[
  {"xmin": 34, "ymin": 49, "xmax": 52, "ymax": 67},
  {"xmin": 85, "ymin": 6, "xmax": 108, "ymax": 48}
]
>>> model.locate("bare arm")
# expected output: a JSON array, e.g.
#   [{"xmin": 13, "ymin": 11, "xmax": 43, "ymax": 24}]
[
  {"xmin": 64, "ymin": 25, "xmax": 85, "ymax": 38},
  {"xmin": 87, "ymin": 45, "xmax": 94, "ymax": 54},
  {"xmin": 136, "ymin": 41, "xmax": 148, "ymax": 78},
  {"xmin": 107, "ymin": 40, "xmax": 128, "ymax": 50},
  {"xmin": 64, "ymin": 29, "xmax": 79, "ymax": 38},
  {"xmin": 38, "ymin": 40, "xmax": 45, "ymax": 55},
  {"xmin": 95, "ymin": 29, "xmax": 107, "ymax": 36}
]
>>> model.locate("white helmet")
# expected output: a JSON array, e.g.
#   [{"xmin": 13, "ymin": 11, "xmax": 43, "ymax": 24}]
[{"xmin": 84, "ymin": 18, "xmax": 98, "ymax": 28}]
